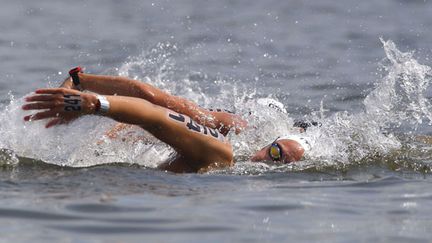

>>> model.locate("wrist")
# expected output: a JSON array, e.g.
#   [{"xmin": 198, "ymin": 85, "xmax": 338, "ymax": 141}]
[
  {"xmin": 94, "ymin": 95, "xmax": 110, "ymax": 115},
  {"xmin": 69, "ymin": 66, "xmax": 83, "ymax": 90},
  {"xmin": 80, "ymin": 93, "xmax": 98, "ymax": 114}
]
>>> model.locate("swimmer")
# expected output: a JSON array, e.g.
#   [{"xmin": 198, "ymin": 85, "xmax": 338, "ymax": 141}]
[{"xmin": 22, "ymin": 67, "xmax": 310, "ymax": 172}]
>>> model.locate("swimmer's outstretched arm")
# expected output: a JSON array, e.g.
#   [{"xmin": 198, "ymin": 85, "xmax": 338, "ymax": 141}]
[
  {"xmin": 60, "ymin": 73, "xmax": 246, "ymax": 135},
  {"xmin": 23, "ymin": 88, "xmax": 233, "ymax": 173}
]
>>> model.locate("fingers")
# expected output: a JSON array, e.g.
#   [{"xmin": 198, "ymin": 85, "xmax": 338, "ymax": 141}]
[
  {"xmin": 23, "ymin": 88, "xmax": 84, "ymax": 126},
  {"xmin": 22, "ymin": 102, "xmax": 55, "ymax": 110},
  {"xmin": 23, "ymin": 94, "xmax": 63, "ymax": 111},
  {"xmin": 26, "ymin": 87, "xmax": 77, "ymax": 102},
  {"xmin": 24, "ymin": 110, "xmax": 60, "ymax": 122},
  {"xmin": 25, "ymin": 94, "xmax": 56, "ymax": 102},
  {"xmin": 35, "ymin": 88, "xmax": 76, "ymax": 94},
  {"xmin": 24, "ymin": 92, "xmax": 65, "ymax": 111}
]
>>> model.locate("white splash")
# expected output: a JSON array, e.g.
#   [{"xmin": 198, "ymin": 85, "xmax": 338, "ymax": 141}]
[
  {"xmin": 232, "ymin": 38, "xmax": 432, "ymax": 172},
  {"xmin": 0, "ymin": 39, "xmax": 431, "ymax": 172},
  {"xmin": 364, "ymin": 38, "xmax": 432, "ymax": 128}
]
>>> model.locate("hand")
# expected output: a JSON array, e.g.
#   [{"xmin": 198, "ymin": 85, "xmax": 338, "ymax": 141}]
[
  {"xmin": 212, "ymin": 112, "xmax": 248, "ymax": 135},
  {"xmin": 45, "ymin": 75, "xmax": 85, "ymax": 128},
  {"xmin": 22, "ymin": 88, "xmax": 98, "ymax": 127}
]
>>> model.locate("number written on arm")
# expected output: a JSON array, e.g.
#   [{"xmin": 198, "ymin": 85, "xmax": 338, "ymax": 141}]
[
  {"xmin": 63, "ymin": 95, "xmax": 82, "ymax": 112},
  {"xmin": 168, "ymin": 112, "xmax": 225, "ymax": 141}
]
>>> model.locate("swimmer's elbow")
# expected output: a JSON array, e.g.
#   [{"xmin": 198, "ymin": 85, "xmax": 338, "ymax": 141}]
[
  {"xmin": 219, "ymin": 145, "xmax": 234, "ymax": 166},
  {"xmin": 212, "ymin": 145, "xmax": 234, "ymax": 169}
]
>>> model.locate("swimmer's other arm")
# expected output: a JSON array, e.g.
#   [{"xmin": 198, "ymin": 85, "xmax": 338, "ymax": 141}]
[{"xmin": 59, "ymin": 73, "xmax": 246, "ymax": 135}]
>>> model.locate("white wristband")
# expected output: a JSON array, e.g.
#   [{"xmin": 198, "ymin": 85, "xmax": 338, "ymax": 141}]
[{"xmin": 96, "ymin": 95, "xmax": 110, "ymax": 115}]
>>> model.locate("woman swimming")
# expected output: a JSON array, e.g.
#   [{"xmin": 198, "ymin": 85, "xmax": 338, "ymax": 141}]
[{"xmin": 22, "ymin": 67, "xmax": 308, "ymax": 173}]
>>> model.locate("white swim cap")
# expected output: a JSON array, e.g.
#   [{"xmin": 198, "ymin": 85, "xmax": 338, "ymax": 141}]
[{"xmin": 277, "ymin": 134, "xmax": 312, "ymax": 152}]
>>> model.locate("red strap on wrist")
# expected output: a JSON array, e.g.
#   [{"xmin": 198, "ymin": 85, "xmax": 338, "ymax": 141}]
[
  {"xmin": 68, "ymin": 66, "xmax": 82, "ymax": 75},
  {"xmin": 69, "ymin": 66, "xmax": 83, "ymax": 90}
]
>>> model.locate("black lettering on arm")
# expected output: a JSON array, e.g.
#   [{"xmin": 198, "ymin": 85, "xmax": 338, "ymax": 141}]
[
  {"xmin": 202, "ymin": 126, "xmax": 208, "ymax": 135},
  {"xmin": 64, "ymin": 95, "xmax": 81, "ymax": 112},
  {"xmin": 169, "ymin": 112, "xmax": 185, "ymax": 122},
  {"xmin": 186, "ymin": 118, "xmax": 201, "ymax": 132},
  {"xmin": 208, "ymin": 128, "xmax": 219, "ymax": 139},
  {"xmin": 167, "ymin": 112, "xmax": 224, "ymax": 141}
]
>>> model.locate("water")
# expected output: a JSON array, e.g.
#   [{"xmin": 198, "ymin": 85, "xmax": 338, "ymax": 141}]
[{"xmin": 1, "ymin": 0, "xmax": 432, "ymax": 242}]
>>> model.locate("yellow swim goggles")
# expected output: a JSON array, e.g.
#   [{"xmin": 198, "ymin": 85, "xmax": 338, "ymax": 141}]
[{"xmin": 269, "ymin": 137, "xmax": 283, "ymax": 161}]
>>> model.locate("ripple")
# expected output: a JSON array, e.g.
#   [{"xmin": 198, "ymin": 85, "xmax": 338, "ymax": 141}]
[
  {"xmin": 0, "ymin": 208, "xmax": 84, "ymax": 221},
  {"xmin": 65, "ymin": 203, "xmax": 155, "ymax": 214},
  {"xmin": 51, "ymin": 225, "xmax": 236, "ymax": 234},
  {"xmin": 242, "ymin": 204, "xmax": 305, "ymax": 212},
  {"xmin": 387, "ymin": 209, "xmax": 411, "ymax": 215}
]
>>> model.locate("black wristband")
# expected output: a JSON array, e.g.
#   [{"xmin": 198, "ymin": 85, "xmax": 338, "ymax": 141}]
[{"xmin": 69, "ymin": 66, "xmax": 83, "ymax": 90}]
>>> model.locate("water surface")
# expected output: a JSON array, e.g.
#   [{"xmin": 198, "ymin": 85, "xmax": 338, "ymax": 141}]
[{"xmin": 1, "ymin": 0, "xmax": 432, "ymax": 242}]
